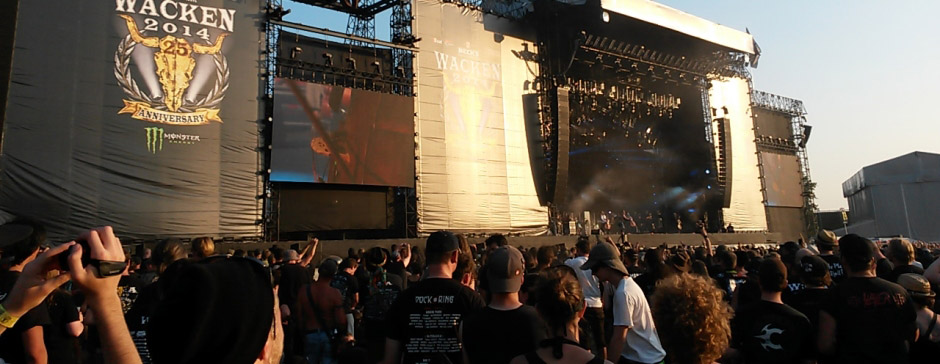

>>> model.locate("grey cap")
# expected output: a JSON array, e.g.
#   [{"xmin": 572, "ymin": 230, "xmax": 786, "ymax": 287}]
[
  {"xmin": 485, "ymin": 246, "xmax": 525, "ymax": 293},
  {"xmin": 282, "ymin": 249, "xmax": 300, "ymax": 261},
  {"xmin": 580, "ymin": 242, "xmax": 629, "ymax": 276}
]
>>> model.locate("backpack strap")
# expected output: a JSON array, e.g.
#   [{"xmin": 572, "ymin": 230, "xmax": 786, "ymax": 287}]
[
  {"xmin": 305, "ymin": 284, "xmax": 333, "ymax": 332},
  {"xmin": 926, "ymin": 311, "xmax": 938, "ymax": 340}
]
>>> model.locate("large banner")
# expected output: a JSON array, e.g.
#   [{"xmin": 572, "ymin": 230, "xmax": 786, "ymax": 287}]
[
  {"xmin": 414, "ymin": 0, "xmax": 547, "ymax": 234},
  {"xmin": 1, "ymin": 0, "xmax": 264, "ymax": 240}
]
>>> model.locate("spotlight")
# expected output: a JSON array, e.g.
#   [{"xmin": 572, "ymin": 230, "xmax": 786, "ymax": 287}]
[
  {"xmin": 602, "ymin": 11, "xmax": 610, "ymax": 23},
  {"xmin": 322, "ymin": 53, "xmax": 333, "ymax": 66},
  {"xmin": 290, "ymin": 46, "xmax": 303, "ymax": 59}
]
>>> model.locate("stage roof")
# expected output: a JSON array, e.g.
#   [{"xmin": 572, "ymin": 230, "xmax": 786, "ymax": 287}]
[
  {"xmin": 843, "ymin": 151, "xmax": 940, "ymax": 197},
  {"xmin": 600, "ymin": 0, "xmax": 756, "ymax": 55}
]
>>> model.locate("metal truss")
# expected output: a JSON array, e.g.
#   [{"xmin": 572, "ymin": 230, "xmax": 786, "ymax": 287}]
[
  {"xmin": 390, "ymin": 0, "xmax": 415, "ymax": 95},
  {"xmin": 293, "ymin": 0, "xmax": 399, "ymax": 17},
  {"xmin": 751, "ymin": 90, "xmax": 806, "ymax": 116},
  {"xmin": 442, "ymin": 0, "xmax": 531, "ymax": 19},
  {"xmin": 581, "ymin": 33, "xmax": 751, "ymax": 81},
  {"xmin": 346, "ymin": 0, "xmax": 377, "ymax": 46},
  {"xmin": 263, "ymin": 0, "xmax": 284, "ymax": 240},
  {"xmin": 751, "ymin": 89, "xmax": 818, "ymax": 233}
]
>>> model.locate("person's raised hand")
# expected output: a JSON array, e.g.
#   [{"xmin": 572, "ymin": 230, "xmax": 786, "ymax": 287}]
[
  {"xmin": 68, "ymin": 227, "xmax": 126, "ymax": 300},
  {"xmin": 2, "ymin": 242, "xmax": 75, "ymax": 317}
]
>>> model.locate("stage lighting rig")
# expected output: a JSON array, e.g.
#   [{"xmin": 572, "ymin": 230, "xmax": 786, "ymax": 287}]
[{"xmin": 291, "ymin": 47, "xmax": 303, "ymax": 59}]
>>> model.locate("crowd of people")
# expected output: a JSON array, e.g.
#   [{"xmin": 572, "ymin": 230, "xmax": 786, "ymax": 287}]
[
  {"xmin": 550, "ymin": 211, "xmax": 736, "ymax": 236},
  {"xmin": 0, "ymin": 218, "xmax": 939, "ymax": 364}
]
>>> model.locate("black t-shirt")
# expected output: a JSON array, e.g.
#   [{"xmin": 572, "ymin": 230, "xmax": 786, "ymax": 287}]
[
  {"xmin": 277, "ymin": 263, "xmax": 311, "ymax": 313},
  {"xmin": 731, "ymin": 300, "xmax": 814, "ymax": 364},
  {"xmin": 886, "ymin": 264, "xmax": 924, "ymax": 283},
  {"xmin": 44, "ymin": 289, "xmax": 81, "ymax": 364},
  {"xmin": 820, "ymin": 276, "xmax": 917, "ymax": 363},
  {"xmin": 875, "ymin": 258, "xmax": 893, "ymax": 281},
  {"xmin": 714, "ymin": 270, "xmax": 746, "ymax": 301},
  {"xmin": 632, "ymin": 272, "xmax": 658, "ymax": 297},
  {"xmin": 387, "ymin": 261, "xmax": 408, "ymax": 283},
  {"xmin": 359, "ymin": 266, "xmax": 404, "ymax": 310},
  {"xmin": 819, "ymin": 254, "xmax": 845, "ymax": 283},
  {"xmin": 125, "ymin": 282, "xmax": 160, "ymax": 364},
  {"xmin": 734, "ymin": 277, "xmax": 762, "ymax": 309},
  {"xmin": 386, "ymin": 278, "xmax": 486, "ymax": 364},
  {"xmin": 787, "ymin": 287, "xmax": 829, "ymax": 329},
  {"xmin": 627, "ymin": 266, "xmax": 646, "ymax": 280},
  {"xmin": 330, "ymin": 271, "xmax": 360, "ymax": 312},
  {"xmin": 462, "ymin": 305, "xmax": 548, "ymax": 364},
  {"xmin": 0, "ymin": 271, "xmax": 52, "ymax": 364}
]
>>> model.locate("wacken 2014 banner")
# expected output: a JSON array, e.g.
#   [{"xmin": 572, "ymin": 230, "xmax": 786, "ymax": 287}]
[{"xmin": 0, "ymin": 0, "xmax": 264, "ymax": 240}]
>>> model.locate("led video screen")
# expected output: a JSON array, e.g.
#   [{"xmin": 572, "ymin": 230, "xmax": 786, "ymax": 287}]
[
  {"xmin": 270, "ymin": 78, "xmax": 415, "ymax": 187},
  {"xmin": 760, "ymin": 152, "xmax": 804, "ymax": 208}
]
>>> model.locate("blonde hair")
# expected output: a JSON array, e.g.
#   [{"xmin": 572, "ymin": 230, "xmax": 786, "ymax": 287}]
[
  {"xmin": 650, "ymin": 274, "xmax": 732, "ymax": 364},
  {"xmin": 191, "ymin": 237, "xmax": 215, "ymax": 259},
  {"xmin": 888, "ymin": 239, "xmax": 914, "ymax": 264}
]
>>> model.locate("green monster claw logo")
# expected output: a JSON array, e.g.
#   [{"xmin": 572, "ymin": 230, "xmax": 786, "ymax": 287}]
[{"xmin": 145, "ymin": 127, "xmax": 164, "ymax": 153}]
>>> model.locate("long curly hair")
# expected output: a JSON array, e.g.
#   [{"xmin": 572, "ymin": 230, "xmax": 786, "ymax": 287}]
[{"xmin": 650, "ymin": 274, "xmax": 732, "ymax": 364}]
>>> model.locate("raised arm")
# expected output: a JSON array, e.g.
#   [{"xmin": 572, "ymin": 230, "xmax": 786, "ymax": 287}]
[
  {"xmin": 699, "ymin": 224, "xmax": 713, "ymax": 258},
  {"xmin": 68, "ymin": 227, "xmax": 142, "ymax": 364},
  {"xmin": 300, "ymin": 237, "xmax": 319, "ymax": 267}
]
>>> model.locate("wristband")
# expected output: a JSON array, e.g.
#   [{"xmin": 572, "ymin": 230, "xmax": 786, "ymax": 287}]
[{"xmin": 0, "ymin": 304, "xmax": 21, "ymax": 328}]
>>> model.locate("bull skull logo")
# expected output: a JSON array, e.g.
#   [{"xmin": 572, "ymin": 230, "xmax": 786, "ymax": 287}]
[{"xmin": 119, "ymin": 15, "xmax": 227, "ymax": 112}]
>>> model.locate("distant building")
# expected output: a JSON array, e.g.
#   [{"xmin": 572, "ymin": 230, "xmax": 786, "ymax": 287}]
[
  {"xmin": 842, "ymin": 151, "xmax": 940, "ymax": 241},
  {"xmin": 816, "ymin": 210, "xmax": 849, "ymax": 232}
]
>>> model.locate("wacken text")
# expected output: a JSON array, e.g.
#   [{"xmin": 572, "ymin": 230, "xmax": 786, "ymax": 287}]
[
  {"xmin": 115, "ymin": 0, "xmax": 237, "ymax": 32},
  {"xmin": 434, "ymin": 52, "xmax": 501, "ymax": 82}
]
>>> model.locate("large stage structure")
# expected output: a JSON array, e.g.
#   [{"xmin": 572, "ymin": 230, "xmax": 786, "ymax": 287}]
[{"xmin": 0, "ymin": 0, "xmax": 816, "ymax": 243}]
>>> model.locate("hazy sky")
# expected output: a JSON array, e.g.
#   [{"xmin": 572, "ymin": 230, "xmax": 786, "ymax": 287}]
[{"xmin": 282, "ymin": 0, "xmax": 940, "ymax": 211}]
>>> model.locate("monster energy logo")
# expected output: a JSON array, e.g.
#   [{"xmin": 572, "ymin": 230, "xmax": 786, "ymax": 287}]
[{"xmin": 145, "ymin": 127, "xmax": 164, "ymax": 153}]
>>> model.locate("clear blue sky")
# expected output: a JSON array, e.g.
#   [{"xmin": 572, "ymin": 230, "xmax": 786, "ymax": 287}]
[{"xmin": 281, "ymin": 0, "xmax": 940, "ymax": 211}]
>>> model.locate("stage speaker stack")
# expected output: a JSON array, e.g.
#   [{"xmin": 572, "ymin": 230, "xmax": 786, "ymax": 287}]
[
  {"xmin": 522, "ymin": 93, "xmax": 549, "ymax": 205},
  {"xmin": 718, "ymin": 118, "xmax": 733, "ymax": 208},
  {"xmin": 552, "ymin": 87, "xmax": 570, "ymax": 207}
]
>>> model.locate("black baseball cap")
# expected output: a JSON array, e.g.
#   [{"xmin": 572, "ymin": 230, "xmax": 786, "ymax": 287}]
[
  {"xmin": 148, "ymin": 258, "xmax": 274, "ymax": 364},
  {"xmin": 839, "ymin": 234, "xmax": 874, "ymax": 263},
  {"xmin": 426, "ymin": 231, "xmax": 459, "ymax": 254},
  {"xmin": 800, "ymin": 255, "xmax": 829, "ymax": 279}
]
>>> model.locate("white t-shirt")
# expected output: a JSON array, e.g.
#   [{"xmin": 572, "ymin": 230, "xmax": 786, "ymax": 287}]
[
  {"xmin": 564, "ymin": 256, "xmax": 603, "ymax": 308},
  {"xmin": 612, "ymin": 277, "xmax": 666, "ymax": 363}
]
